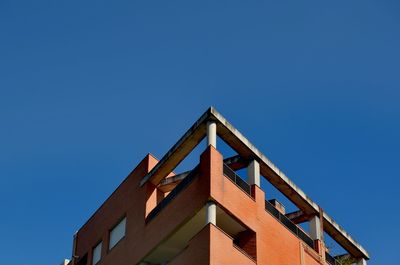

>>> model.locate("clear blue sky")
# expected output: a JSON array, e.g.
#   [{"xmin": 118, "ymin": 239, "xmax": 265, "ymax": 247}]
[{"xmin": 1, "ymin": 1, "xmax": 399, "ymax": 264}]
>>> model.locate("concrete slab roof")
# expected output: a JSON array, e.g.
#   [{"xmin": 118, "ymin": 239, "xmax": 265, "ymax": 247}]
[{"xmin": 140, "ymin": 107, "xmax": 370, "ymax": 260}]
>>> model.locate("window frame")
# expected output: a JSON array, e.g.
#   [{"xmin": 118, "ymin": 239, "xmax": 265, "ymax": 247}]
[
  {"xmin": 108, "ymin": 215, "xmax": 127, "ymax": 251},
  {"xmin": 92, "ymin": 240, "xmax": 102, "ymax": 265}
]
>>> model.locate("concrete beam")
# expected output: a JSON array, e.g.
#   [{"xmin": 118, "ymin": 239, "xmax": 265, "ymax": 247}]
[
  {"xmin": 139, "ymin": 106, "xmax": 369, "ymax": 260},
  {"xmin": 322, "ymin": 211, "xmax": 369, "ymax": 260},
  {"xmin": 157, "ymin": 156, "xmax": 247, "ymax": 193},
  {"xmin": 158, "ymin": 156, "xmax": 245, "ymax": 192},
  {"xmin": 223, "ymin": 155, "xmax": 247, "ymax": 170},
  {"xmin": 139, "ymin": 110, "xmax": 209, "ymax": 186},
  {"xmin": 285, "ymin": 210, "xmax": 311, "ymax": 224},
  {"xmin": 209, "ymin": 107, "xmax": 370, "ymax": 260},
  {"xmin": 157, "ymin": 171, "xmax": 190, "ymax": 192}
]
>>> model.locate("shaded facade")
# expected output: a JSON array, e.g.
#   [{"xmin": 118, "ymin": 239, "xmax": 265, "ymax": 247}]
[{"xmin": 63, "ymin": 107, "xmax": 369, "ymax": 265}]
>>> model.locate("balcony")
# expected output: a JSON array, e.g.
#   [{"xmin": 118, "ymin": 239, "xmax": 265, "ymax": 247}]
[
  {"xmin": 264, "ymin": 199, "xmax": 314, "ymax": 248},
  {"xmin": 326, "ymin": 252, "xmax": 346, "ymax": 265},
  {"xmin": 146, "ymin": 165, "xmax": 200, "ymax": 222},
  {"xmin": 223, "ymin": 163, "xmax": 252, "ymax": 197},
  {"xmin": 221, "ymin": 163, "xmax": 351, "ymax": 265},
  {"xmin": 142, "ymin": 205, "xmax": 256, "ymax": 264},
  {"xmin": 146, "ymin": 153, "xmax": 351, "ymax": 265},
  {"xmin": 168, "ymin": 223, "xmax": 255, "ymax": 265},
  {"xmin": 223, "ymin": 162, "xmax": 315, "ymax": 250}
]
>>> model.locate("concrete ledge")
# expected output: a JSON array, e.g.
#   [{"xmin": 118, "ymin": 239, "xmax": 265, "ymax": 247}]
[
  {"xmin": 210, "ymin": 107, "xmax": 369, "ymax": 260},
  {"xmin": 139, "ymin": 109, "xmax": 209, "ymax": 186}
]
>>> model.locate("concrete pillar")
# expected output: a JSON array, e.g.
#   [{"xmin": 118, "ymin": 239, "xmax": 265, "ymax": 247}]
[
  {"xmin": 357, "ymin": 259, "xmax": 367, "ymax": 265},
  {"xmin": 247, "ymin": 160, "xmax": 260, "ymax": 186},
  {"xmin": 207, "ymin": 121, "xmax": 217, "ymax": 148},
  {"xmin": 309, "ymin": 215, "xmax": 322, "ymax": 240},
  {"xmin": 206, "ymin": 201, "xmax": 216, "ymax": 225},
  {"xmin": 60, "ymin": 259, "xmax": 70, "ymax": 265}
]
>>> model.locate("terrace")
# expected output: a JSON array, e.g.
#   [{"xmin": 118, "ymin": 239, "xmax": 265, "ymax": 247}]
[{"xmin": 141, "ymin": 107, "xmax": 369, "ymax": 265}]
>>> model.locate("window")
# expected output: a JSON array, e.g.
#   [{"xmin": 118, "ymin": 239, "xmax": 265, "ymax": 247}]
[
  {"xmin": 109, "ymin": 217, "xmax": 126, "ymax": 250},
  {"xmin": 92, "ymin": 241, "xmax": 102, "ymax": 265}
]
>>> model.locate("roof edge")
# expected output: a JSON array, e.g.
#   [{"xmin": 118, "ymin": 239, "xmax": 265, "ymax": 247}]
[{"xmin": 139, "ymin": 106, "xmax": 370, "ymax": 259}]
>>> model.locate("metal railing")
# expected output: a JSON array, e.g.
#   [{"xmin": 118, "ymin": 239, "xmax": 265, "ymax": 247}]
[
  {"xmin": 147, "ymin": 166, "xmax": 200, "ymax": 221},
  {"xmin": 264, "ymin": 200, "xmax": 314, "ymax": 248},
  {"xmin": 325, "ymin": 252, "xmax": 344, "ymax": 265},
  {"xmin": 223, "ymin": 163, "xmax": 252, "ymax": 197}
]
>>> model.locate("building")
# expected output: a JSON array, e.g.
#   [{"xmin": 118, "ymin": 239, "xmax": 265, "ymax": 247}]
[{"xmin": 63, "ymin": 107, "xmax": 369, "ymax": 265}]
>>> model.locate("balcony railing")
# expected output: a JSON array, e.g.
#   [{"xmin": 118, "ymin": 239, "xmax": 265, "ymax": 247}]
[
  {"xmin": 223, "ymin": 163, "xmax": 252, "ymax": 197},
  {"xmin": 147, "ymin": 165, "xmax": 200, "ymax": 221},
  {"xmin": 264, "ymin": 200, "xmax": 314, "ymax": 248},
  {"xmin": 325, "ymin": 252, "xmax": 344, "ymax": 265}
]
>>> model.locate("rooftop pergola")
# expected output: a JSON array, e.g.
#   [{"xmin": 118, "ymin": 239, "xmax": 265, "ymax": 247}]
[{"xmin": 140, "ymin": 107, "xmax": 369, "ymax": 263}]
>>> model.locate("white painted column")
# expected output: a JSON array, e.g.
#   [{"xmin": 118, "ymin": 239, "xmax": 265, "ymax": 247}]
[
  {"xmin": 207, "ymin": 121, "xmax": 217, "ymax": 148},
  {"xmin": 247, "ymin": 160, "xmax": 260, "ymax": 186},
  {"xmin": 205, "ymin": 201, "xmax": 216, "ymax": 225},
  {"xmin": 60, "ymin": 259, "xmax": 70, "ymax": 265},
  {"xmin": 357, "ymin": 259, "xmax": 367, "ymax": 265},
  {"xmin": 309, "ymin": 215, "xmax": 322, "ymax": 240}
]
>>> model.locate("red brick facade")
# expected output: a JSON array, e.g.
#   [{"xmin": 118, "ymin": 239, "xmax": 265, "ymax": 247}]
[{"xmin": 69, "ymin": 146, "xmax": 336, "ymax": 265}]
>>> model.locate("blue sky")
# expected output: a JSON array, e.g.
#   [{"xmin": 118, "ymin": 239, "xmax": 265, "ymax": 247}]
[{"xmin": 1, "ymin": 1, "xmax": 399, "ymax": 264}]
